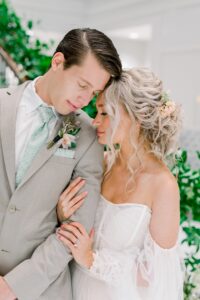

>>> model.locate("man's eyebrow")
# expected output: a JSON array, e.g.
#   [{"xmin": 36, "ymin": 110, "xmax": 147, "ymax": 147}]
[{"xmin": 96, "ymin": 103, "xmax": 104, "ymax": 108}]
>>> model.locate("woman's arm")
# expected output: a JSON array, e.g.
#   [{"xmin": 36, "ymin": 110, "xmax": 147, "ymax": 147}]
[
  {"xmin": 150, "ymin": 174, "xmax": 180, "ymax": 248},
  {"xmin": 136, "ymin": 175, "xmax": 184, "ymax": 300}
]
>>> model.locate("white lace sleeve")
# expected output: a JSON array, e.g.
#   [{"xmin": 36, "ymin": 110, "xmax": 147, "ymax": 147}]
[
  {"xmin": 86, "ymin": 248, "xmax": 133, "ymax": 285},
  {"xmin": 136, "ymin": 230, "xmax": 185, "ymax": 300}
]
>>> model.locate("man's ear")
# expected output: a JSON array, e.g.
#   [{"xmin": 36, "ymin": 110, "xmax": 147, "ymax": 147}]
[{"xmin": 51, "ymin": 52, "xmax": 65, "ymax": 71}]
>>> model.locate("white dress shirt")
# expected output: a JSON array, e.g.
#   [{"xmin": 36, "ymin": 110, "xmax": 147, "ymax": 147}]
[{"xmin": 15, "ymin": 78, "xmax": 58, "ymax": 170}]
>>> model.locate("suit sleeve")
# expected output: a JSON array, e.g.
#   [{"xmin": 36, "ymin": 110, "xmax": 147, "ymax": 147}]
[{"xmin": 4, "ymin": 136, "xmax": 104, "ymax": 300}]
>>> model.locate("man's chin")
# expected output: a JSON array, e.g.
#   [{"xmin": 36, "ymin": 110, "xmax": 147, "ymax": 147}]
[{"xmin": 55, "ymin": 106, "xmax": 73, "ymax": 116}]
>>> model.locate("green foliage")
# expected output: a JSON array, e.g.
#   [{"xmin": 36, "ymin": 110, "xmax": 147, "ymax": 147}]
[
  {"xmin": 174, "ymin": 150, "xmax": 200, "ymax": 224},
  {"xmin": 82, "ymin": 95, "xmax": 98, "ymax": 118},
  {"xmin": 172, "ymin": 150, "xmax": 200, "ymax": 299},
  {"xmin": 0, "ymin": 0, "xmax": 53, "ymax": 80}
]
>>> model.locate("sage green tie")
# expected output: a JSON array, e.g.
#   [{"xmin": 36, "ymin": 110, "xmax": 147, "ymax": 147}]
[{"xmin": 16, "ymin": 105, "xmax": 55, "ymax": 187}]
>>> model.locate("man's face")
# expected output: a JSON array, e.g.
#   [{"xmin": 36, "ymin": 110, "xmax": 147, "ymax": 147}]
[{"xmin": 49, "ymin": 52, "xmax": 110, "ymax": 115}]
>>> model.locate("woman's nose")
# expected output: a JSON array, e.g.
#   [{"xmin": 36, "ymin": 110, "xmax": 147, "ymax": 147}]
[{"xmin": 92, "ymin": 115, "xmax": 100, "ymax": 127}]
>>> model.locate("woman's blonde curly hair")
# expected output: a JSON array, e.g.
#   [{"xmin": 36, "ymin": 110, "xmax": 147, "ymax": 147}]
[{"xmin": 103, "ymin": 67, "xmax": 182, "ymax": 187}]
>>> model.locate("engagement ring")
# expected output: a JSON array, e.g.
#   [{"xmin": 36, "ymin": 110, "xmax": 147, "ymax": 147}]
[{"xmin": 74, "ymin": 239, "xmax": 79, "ymax": 247}]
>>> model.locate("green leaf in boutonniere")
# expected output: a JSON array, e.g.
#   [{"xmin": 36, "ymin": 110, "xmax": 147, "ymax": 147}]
[{"xmin": 47, "ymin": 113, "xmax": 81, "ymax": 149}]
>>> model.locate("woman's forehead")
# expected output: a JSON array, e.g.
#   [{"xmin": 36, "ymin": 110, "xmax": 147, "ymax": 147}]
[{"xmin": 96, "ymin": 93, "xmax": 105, "ymax": 107}]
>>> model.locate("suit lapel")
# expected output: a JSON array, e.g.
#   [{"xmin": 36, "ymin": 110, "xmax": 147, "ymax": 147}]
[
  {"xmin": 16, "ymin": 118, "xmax": 63, "ymax": 189},
  {"xmin": 0, "ymin": 82, "xmax": 30, "ymax": 193}
]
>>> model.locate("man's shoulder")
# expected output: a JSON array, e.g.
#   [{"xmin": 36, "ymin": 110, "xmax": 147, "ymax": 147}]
[
  {"xmin": 0, "ymin": 86, "xmax": 13, "ymax": 107},
  {"xmin": 0, "ymin": 82, "xmax": 30, "ymax": 102},
  {"xmin": 75, "ymin": 109, "xmax": 96, "ymax": 139},
  {"xmin": 0, "ymin": 86, "xmax": 10, "ymax": 99}
]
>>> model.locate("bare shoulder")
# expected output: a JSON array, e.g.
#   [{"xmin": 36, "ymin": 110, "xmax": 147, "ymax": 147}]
[
  {"xmin": 149, "ymin": 168, "xmax": 180, "ymax": 249},
  {"xmin": 153, "ymin": 168, "xmax": 180, "ymax": 208}
]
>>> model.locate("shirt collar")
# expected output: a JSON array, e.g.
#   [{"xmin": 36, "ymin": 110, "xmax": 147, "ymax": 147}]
[{"xmin": 22, "ymin": 77, "xmax": 59, "ymax": 119}]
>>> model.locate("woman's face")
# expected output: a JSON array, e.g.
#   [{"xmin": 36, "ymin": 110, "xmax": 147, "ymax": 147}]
[
  {"xmin": 93, "ymin": 93, "xmax": 136, "ymax": 147},
  {"xmin": 92, "ymin": 94, "xmax": 110, "ymax": 145}
]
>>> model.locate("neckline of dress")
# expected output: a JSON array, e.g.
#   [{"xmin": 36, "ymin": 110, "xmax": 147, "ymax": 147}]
[{"xmin": 101, "ymin": 194, "xmax": 152, "ymax": 213}]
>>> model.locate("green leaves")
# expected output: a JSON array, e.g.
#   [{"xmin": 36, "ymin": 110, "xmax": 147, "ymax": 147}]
[
  {"xmin": 82, "ymin": 95, "xmax": 98, "ymax": 118},
  {"xmin": 173, "ymin": 150, "xmax": 200, "ymax": 299},
  {"xmin": 27, "ymin": 20, "xmax": 33, "ymax": 30},
  {"xmin": 0, "ymin": 0, "xmax": 52, "ymax": 82},
  {"xmin": 182, "ymin": 226, "xmax": 200, "ymax": 253},
  {"xmin": 172, "ymin": 150, "xmax": 200, "ymax": 223}
]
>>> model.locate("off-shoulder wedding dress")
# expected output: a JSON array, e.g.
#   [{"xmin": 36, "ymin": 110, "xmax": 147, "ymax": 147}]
[{"xmin": 71, "ymin": 195, "xmax": 184, "ymax": 300}]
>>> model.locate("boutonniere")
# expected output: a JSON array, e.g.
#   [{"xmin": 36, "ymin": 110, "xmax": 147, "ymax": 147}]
[{"xmin": 47, "ymin": 113, "xmax": 81, "ymax": 149}]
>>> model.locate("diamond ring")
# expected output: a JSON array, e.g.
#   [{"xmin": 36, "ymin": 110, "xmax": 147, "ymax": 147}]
[{"xmin": 74, "ymin": 238, "xmax": 79, "ymax": 247}]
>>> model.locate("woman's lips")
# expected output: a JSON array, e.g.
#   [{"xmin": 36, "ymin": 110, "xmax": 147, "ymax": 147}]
[{"xmin": 97, "ymin": 131, "xmax": 105, "ymax": 137}]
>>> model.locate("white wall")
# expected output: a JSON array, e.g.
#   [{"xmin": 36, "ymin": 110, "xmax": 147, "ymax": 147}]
[
  {"xmin": 149, "ymin": 2, "xmax": 200, "ymax": 130},
  {"xmin": 10, "ymin": 0, "xmax": 85, "ymax": 33},
  {"xmin": 108, "ymin": 38, "xmax": 150, "ymax": 68}
]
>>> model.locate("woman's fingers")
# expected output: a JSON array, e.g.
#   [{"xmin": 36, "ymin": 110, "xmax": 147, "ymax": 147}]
[
  {"xmin": 60, "ymin": 177, "xmax": 82, "ymax": 199},
  {"xmin": 61, "ymin": 191, "xmax": 88, "ymax": 217},
  {"xmin": 63, "ymin": 178, "xmax": 86, "ymax": 198},
  {"xmin": 89, "ymin": 228, "xmax": 95, "ymax": 240},
  {"xmin": 70, "ymin": 191, "xmax": 88, "ymax": 206},
  {"xmin": 65, "ymin": 177, "xmax": 83, "ymax": 193},
  {"xmin": 62, "ymin": 199, "xmax": 84, "ymax": 218},
  {"xmin": 66, "ymin": 180, "xmax": 86, "ymax": 202},
  {"xmin": 61, "ymin": 223, "xmax": 83, "ymax": 240},
  {"xmin": 69, "ymin": 222, "xmax": 88, "ymax": 237},
  {"xmin": 57, "ymin": 234, "xmax": 74, "ymax": 251},
  {"xmin": 58, "ymin": 228, "xmax": 79, "ymax": 244},
  {"xmin": 69, "ymin": 199, "xmax": 85, "ymax": 215},
  {"xmin": 61, "ymin": 191, "xmax": 87, "ymax": 210}
]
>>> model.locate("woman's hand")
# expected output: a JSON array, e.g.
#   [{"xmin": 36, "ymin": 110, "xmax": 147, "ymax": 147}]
[
  {"xmin": 56, "ymin": 222, "xmax": 95, "ymax": 269},
  {"xmin": 57, "ymin": 177, "xmax": 88, "ymax": 222}
]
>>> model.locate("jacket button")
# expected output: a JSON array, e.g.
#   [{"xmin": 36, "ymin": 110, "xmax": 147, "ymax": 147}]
[
  {"xmin": 1, "ymin": 249, "xmax": 9, "ymax": 253},
  {"xmin": 9, "ymin": 204, "xmax": 17, "ymax": 213}
]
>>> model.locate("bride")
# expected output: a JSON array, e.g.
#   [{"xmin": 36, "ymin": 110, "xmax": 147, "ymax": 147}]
[{"xmin": 56, "ymin": 68, "xmax": 184, "ymax": 300}]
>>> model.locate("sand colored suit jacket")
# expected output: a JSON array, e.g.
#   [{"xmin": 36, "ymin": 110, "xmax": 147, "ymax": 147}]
[{"xmin": 0, "ymin": 82, "xmax": 103, "ymax": 299}]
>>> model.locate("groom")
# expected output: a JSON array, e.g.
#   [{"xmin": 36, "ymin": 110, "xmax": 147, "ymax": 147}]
[{"xmin": 0, "ymin": 28, "xmax": 122, "ymax": 300}]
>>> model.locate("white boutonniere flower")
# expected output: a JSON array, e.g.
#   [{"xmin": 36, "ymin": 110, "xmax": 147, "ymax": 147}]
[{"xmin": 47, "ymin": 113, "xmax": 81, "ymax": 149}]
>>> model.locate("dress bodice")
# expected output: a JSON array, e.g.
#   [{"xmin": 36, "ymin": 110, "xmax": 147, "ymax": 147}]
[{"xmin": 93, "ymin": 195, "xmax": 151, "ymax": 253}]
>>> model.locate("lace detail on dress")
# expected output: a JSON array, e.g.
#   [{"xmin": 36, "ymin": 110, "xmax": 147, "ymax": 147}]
[
  {"xmin": 89, "ymin": 248, "xmax": 134, "ymax": 285},
  {"xmin": 136, "ymin": 230, "xmax": 185, "ymax": 300}
]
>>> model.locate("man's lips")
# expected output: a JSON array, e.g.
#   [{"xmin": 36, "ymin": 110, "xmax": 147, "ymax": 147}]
[{"xmin": 66, "ymin": 100, "xmax": 79, "ymax": 110}]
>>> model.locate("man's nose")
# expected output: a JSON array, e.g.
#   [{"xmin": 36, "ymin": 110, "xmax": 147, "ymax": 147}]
[{"xmin": 77, "ymin": 93, "xmax": 93, "ymax": 107}]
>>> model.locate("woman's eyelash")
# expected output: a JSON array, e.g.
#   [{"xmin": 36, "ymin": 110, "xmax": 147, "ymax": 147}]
[{"xmin": 101, "ymin": 112, "xmax": 107, "ymax": 116}]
